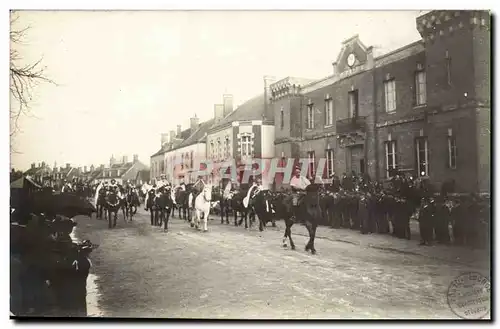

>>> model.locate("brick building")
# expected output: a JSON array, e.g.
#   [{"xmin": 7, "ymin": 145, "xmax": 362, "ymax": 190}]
[{"xmin": 272, "ymin": 10, "xmax": 490, "ymax": 193}]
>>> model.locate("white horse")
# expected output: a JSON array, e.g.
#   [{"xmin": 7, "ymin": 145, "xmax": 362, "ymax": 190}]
[{"xmin": 189, "ymin": 184, "xmax": 213, "ymax": 232}]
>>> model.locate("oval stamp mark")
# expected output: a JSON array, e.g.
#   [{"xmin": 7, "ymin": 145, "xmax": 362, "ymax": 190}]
[{"xmin": 447, "ymin": 272, "xmax": 491, "ymax": 319}]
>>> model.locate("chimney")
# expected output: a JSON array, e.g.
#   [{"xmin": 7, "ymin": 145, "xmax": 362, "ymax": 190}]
[
  {"xmin": 78, "ymin": 167, "xmax": 82, "ymax": 173},
  {"xmin": 133, "ymin": 154, "xmax": 138, "ymax": 163},
  {"xmin": 42, "ymin": 161, "xmax": 46, "ymax": 167},
  {"xmin": 366, "ymin": 46, "xmax": 374, "ymax": 68},
  {"xmin": 110, "ymin": 155, "xmax": 116, "ymax": 167},
  {"xmin": 332, "ymin": 61, "xmax": 338, "ymax": 75},
  {"xmin": 122, "ymin": 155, "xmax": 128, "ymax": 164},
  {"xmin": 190, "ymin": 114, "xmax": 200, "ymax": 130},
  {"xmin": 84, "ymin": 166, "xmax": 88, "ymax": 173},
  {"xmin": 100, "ymin": 164, "xmax": 105, "ymax": 170},
  {"xmin": 169, "ymin": 130, "xmax": 176, "ymax": 142},
  {"xmin": 90, "ymin": 164, "xmax": 95, "ymax": 171},
  {"xmin": 176, "ymin": 125, "xmax": 182, "ymax": 138},
  {"xmin": 66, "ymin": 163, "xmax": 71, "ymax": 169},
  {"xmin": 31, "ymin": 163, "xmax": 35, "ymax": 169},
  {"xmin": 223, "ymin": 94, "xmax": 233, "ymax": 117},
  {"xmin": 214, "ymin": 104, "xmax": 224, "ymax": 122},
  {"xmin": 161, "ymin": 133, "xmax": 169, "ymax": 147},
  {"xmin": 263, "ymin": 76, "xmax": 276, "ymax": 121}
]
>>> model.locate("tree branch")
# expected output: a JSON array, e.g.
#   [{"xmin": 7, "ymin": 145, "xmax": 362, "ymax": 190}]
[{"xmin": 10, "ymin": 12, "xmax": 56, "ymax": 149}]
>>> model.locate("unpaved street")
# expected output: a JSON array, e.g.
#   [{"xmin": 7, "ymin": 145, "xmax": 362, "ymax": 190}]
[{"xmin": 74, "ymin": 210, "xmax": 490, "ymax": 319}]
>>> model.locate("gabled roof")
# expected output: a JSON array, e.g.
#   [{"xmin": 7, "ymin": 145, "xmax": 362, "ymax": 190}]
[
  {"xmin": 136, "ymin": 169, "xmax": 150, "ymax": 181},
  {"xmin": 24, "ymin": 165, "xmax": 52, "ymax": 176},
  {"xmin": 97, "ymin": 162, "xmax": 135, "ymax": 179},
  {"xmin": 209, "ymin": 94, "xmax": 266, "ymax": 131},
  {"xmin": 178, "ymin": 118, "xmax": 215, "ymax": 148},
  {"xmin": 151, "ymin": 128, "xmax": 193, "ymax": 157}
]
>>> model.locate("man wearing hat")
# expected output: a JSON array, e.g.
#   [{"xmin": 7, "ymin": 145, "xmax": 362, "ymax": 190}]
[
  {"xmin": 418, "ymin": 197, "xmax": 436, "ymax": 245},
  {"xmin": 191, "ymin": 175, "xmax": 206, "ymax": 209},
  {"xmin": 289, "ymin": 166, "xmax": 311, "ymax": 220}
]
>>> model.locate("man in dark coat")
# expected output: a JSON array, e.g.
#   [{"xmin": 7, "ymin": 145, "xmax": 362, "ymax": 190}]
[{"xmin": 418, "ymin": 197, "xmax": 436, "ymax": 245}]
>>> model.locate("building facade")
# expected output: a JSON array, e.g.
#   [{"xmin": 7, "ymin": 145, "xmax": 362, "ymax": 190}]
[
  {"xmin": 206, "ymin": 82, "xmax": 276, "ymax": 189},
  {"xmin": 272, "ymin": 10, "xmax": 490, "ymax": 193}
]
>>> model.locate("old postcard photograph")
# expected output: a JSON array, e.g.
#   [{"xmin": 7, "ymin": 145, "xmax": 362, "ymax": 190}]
[{"xmin": 9, "ymin": 8, "xmax": 491, "ymax": 320}]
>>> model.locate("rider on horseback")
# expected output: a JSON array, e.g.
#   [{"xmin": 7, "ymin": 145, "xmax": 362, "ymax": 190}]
[
  {"xmin": 61, "ymin": 180, "xmax": 73, "ymax": 193},
  {"xmin": 289, "ymin": 166, "xmax": 311, "ymax": 220},
  {"xmin": 144, "ymin": 185, "xmax": 157, "ymax": 211},
  {"xmin": 192, "ymin": 175, "xmax": 206, "ymax": 208}
]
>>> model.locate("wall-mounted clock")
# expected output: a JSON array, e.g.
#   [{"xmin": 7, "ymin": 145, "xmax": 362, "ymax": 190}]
[{"xmin": 347, "ymin": 53, "xmax": 356, "ymax": 67}]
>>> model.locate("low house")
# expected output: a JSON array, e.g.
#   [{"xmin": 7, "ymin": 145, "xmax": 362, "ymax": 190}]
[
  {"xmin": 24, "ymin": 162, "xmax": 53, "ymax": 185},
  {"xmin": 135, "ymin": 169, "xmax": 151, "ymax": 185},
  {"xmin": 95, "ymin": 154, "xmax": 148, "ymax": 185}
]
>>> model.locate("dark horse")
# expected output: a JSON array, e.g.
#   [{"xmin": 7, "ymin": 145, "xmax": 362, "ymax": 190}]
[
  {"xmin": 146, "ymin": 189, "xmax": 156, "ymax": 226},
  {"xmin": 280, "ymin": 184, "xmax": 323, "ymax": 254},
  {"xmin": 104, "ymin": 190, "xmax": 122, "ymax": 229},
  {"xmin": 96, "ymin": 188, "xmax": 107, "ymax": 220},
  {"xmin": 173, "ymin": 185, "xmax": 191, "ymax": 221},
  {"xmin": 230, "ymin": 189, "xmax": 252, "ymax": 228},
  {"xmin": 125, "ymin": 188, "xmax": 140, "ymax": 221},
  {"xmin": 180, "ymin": 184, "xmax": 195, "ymax": 222},
  {"xmin": 153, "ymin": 188, "xmax": 174, "ymax": 231},
  {"xmin": 249, "ymin": 189, "xmax": 277, "ymax": 232}
]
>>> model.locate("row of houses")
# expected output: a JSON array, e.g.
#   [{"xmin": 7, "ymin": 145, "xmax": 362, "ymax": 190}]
[
  {"xmin": 23, "ymin": 154, "xmax": 150, "ymax": 187},
  {"xmin": 150, "ymin": 10, "xmax": 490, "ymax": 193}
]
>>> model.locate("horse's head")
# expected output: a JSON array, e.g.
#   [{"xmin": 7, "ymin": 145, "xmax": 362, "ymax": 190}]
[{"xmin": 202, "ymin": 184, "xmax": 212, "ymax": 201}]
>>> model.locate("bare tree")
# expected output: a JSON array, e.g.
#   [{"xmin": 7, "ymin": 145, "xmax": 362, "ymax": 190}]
[{"xmin": 10, "ymin": 12, "xmax": 55, "ymax": 147}]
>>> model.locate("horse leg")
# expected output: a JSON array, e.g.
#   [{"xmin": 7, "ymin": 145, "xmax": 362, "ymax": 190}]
[
  {"xmin": 190, "ymin": 208, "xmax": 195, "ymax": 228},
  {"xmin": 202, "ymin": 209, "xmax": 209, "ymax": 232},
  {"xmin": 107, "ymin": 210, "xmax": 112, "ymax": 229},
  {"xmin": 164, "ymin": 209, "xmax": 170, "ymax": 232},
  {"xmin": 286, "ymin": 219, "xmax": 296, "ymax": 250},
  {"xmin": 309, "ymin": 223, "xmax": 318, "ymax": 255}
]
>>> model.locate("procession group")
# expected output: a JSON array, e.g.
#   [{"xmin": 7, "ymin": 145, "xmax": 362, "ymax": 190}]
[{"xmin": 88, "ymin": 166, "xmax": 490, "ymax": 254}]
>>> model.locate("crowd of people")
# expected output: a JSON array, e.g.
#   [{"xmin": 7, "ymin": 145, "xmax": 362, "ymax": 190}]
[
  {"xmin": 211, "ymin": 168, "xmax": 490, "ymax": 250},
  {"xmin": 10, "ymin": 185, "xmax": 97, "ymax": 316}
]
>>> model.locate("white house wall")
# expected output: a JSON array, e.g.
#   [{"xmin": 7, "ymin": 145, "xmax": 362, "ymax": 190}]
[{"xmin": 261, "ymin": 125, "xmax": 275, "ymax": 158}]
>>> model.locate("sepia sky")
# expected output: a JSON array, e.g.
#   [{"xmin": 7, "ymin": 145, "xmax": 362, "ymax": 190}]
[{"xmin": 10, "ymin": 10, "xmax": 425, "ymax": 171}]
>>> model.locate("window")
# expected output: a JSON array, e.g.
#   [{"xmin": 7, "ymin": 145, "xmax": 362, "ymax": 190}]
[
  {"xmin": 325, "ymin": 95, "xmax": 333, "ymax": 126},
  {"xmin": 415, "ymin": 70, "xmax": 427, "ymax": 106},
  {"xmin": 416, "ymin": 137, "xmax": 429, "ymax": 177},
  {"xmin": 280, "ymin": 106, "xmax": 284, "ymax": 130},
  {"xmin": 190, "ymin": 151, "xmax": 194, "ymax": 169},
  {"xmin": 448, "ymin": 136, "xmax": 457, "ymax": 169},
  {"xmin": 241, "ymin": 135, "xmax": 251, "ymax": 157},
  {"xmin": 210, "ymin": 142, "xmax": 215, "ymax": 160},
  {"xmin": 445, "ymin": 50, "xmax": 452, "ymax": 86},
  {"xmin": 326, "ymin": 149, "xmax": 334, "ymax": 178},
  {"xmin": 307, "ymin": 151, "xmax": 315, "ymax": 178},
  {"xmin": 217, "ymin": 140, "xmax": 221, "ymax": 160},
  {"xmin": 306, "ymin": 101, "xmax": 314, "ymax": 129},
  {"xmin": 384, "ymin": 79, "xmax": 396, "ymax": 112},
  {"xmin": 225, "ymin": 138, "xmax": 230, "ymax": 158},
  {"xmin": 348, "ymin": 90, "xmax": 358, "ymax": 118},
  {"xmin": 385, "ymin": 140, "xmax": 397, "ymax": 178}
]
